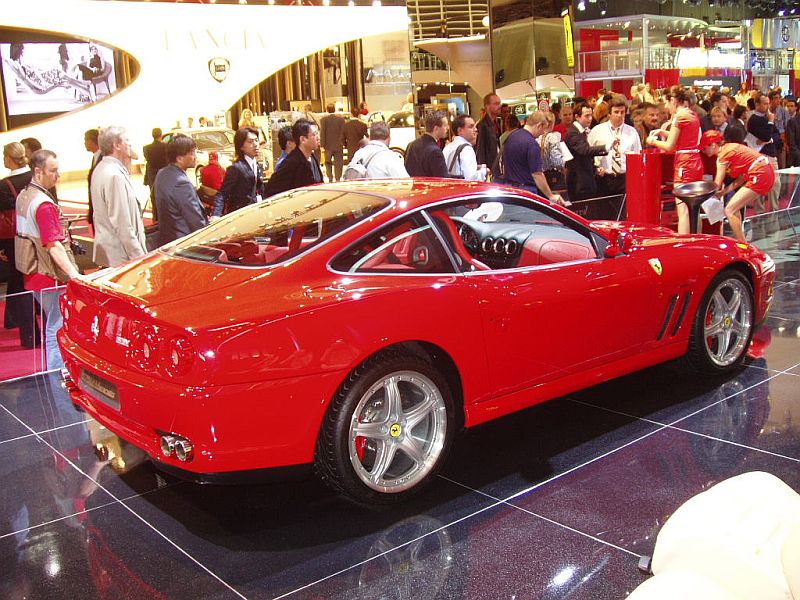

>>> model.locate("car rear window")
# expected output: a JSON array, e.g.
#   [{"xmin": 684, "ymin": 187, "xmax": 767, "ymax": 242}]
[
  {"xmin": 192, "ymin": 130, "xmax": 233, "ymax": 151},
  {"xmin": 165, "ymin": 189, "xmax": 390, "ymax": 267}
]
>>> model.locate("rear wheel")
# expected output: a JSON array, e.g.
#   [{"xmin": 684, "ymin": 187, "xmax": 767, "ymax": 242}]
[
  {"xmin": 684, "ymin": 270, "xmax": 754, "ymax": 373},
  {"xmin": 315, "ymin": 351, "xmax": 454, "ymax": 505}
]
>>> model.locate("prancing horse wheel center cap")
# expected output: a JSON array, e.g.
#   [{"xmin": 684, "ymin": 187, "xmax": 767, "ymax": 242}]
[
  {"xmin": 724, "ymin": 316, "xmax": 732, "ymax": 328},
  {"xmin": 389, "ymin": 423, "xmax": 402, "ymax": 438}
]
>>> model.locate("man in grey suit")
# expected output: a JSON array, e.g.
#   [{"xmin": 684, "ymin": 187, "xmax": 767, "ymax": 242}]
[
  {"xmin": 154, "ymin": 134, "xmax": 208, "ymax": 246},
  {"xmin": 320, "ymin": 103, "xmax": 346, "ymax": 182},
  {"xmin": 91, "ymin": 126, "xmax": 146, "ymax": 267}
]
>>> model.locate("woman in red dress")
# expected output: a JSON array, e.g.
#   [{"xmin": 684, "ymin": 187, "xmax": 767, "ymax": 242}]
[
  {"xmin": 647, "ymin": 87, "xmax": 703, "ymax": 234},
  {"xmin": 701, "ymin": 130, "xmax": 777, "ymax": 242}
]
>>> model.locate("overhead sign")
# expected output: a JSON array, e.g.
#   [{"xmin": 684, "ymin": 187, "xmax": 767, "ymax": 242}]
[
  {"xmin": 563, "ymin": 13, "xmax": 575, "ymax": 69},
  {"xmin": 679, "ymin": 76, "xmax": 740, "ymax": 90}
]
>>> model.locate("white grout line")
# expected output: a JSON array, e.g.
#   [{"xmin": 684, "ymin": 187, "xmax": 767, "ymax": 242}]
[
  {"xmin": 0, "ymin": 480, "xmax": 187, "ymax": 542},
  {"xmin": 269, "ymin": 498, "xmax": 507, "ymax": 600},
  {"xmin": 0, "ymin": 402, "xmax": 248, "ymax": 600},
  {"xmin": 274, "ymin": 422, "xmax": 670, "ymax": 600},
  {"xmin": 439, "ymin": 475, "xmax": 641, "ymax": 558},
  {"xmin": 0, "ymin": 418, "xmax": 92, "ymax": 446}
]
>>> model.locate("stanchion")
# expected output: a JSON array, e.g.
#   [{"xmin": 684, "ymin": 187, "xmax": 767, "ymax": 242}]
[{"xmin": 626, "ymin": 149, "xmax": 662, "ymax": 226}]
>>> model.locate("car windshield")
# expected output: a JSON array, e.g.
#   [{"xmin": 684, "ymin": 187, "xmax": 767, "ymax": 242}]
[
  {"xmin": 192, "ymin": 130, "xmax": 233, "ymax": 151},
  {"xmin": 165, "ymin": 189, "xmax": 391, "ymax": 266}
]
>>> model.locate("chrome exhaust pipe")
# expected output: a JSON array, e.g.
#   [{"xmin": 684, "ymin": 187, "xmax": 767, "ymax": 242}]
[
  {"xmin": 174, "ymin": 438, "xmax": 193, "ymax": 462},
  {"xmin": 160, "ymin": 435, "xmax": 177, "ymax": 456}
]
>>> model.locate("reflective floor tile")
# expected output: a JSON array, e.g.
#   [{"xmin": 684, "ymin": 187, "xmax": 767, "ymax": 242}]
[
  {"xmin": 770, "ymin": 281, "xmax": 800, "ymax": 319},
  {"xmin": 299, "ymin": 501, "xmax": 647, "ymax": 600},
  {"xmin": 441, "ymin": 394, "xmax": 662, "ymax": 501},
  {"xmin": 121, "ymin": 476, "xmax": 497, "ymax": 599},
  {"xmin": 0, "ymin": 501, "xmax": 242, "ymax": 600},
  {"xmin": 0, "ymin": 405, "xmax": 32, "ymax": 443},
  {"xmin": 504, "ymin": 426, "xmax": 800, "ymax": 561},
  {"xmin": 757, "ymin": 317, "xmax": 800, "ymax": 371},
  {"xmin": 0, "ymin": 434, "xmax": 117, "ymax": 539},
  {"xmin": 0, "ymin": 372, "xmax": 89, "ymax": 434},
  {"xmin": 674, "ymin": 371, "xmax": 800, "ymax": 461}
]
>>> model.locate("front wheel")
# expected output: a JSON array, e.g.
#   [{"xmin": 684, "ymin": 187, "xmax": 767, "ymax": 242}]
[
  {"xmin": 684, "ymin": 270, "xmax": 754, "ymax": 373},
  {"xmin": 315, "ymin": 351, "xmax": 454, "ymax": 505}
]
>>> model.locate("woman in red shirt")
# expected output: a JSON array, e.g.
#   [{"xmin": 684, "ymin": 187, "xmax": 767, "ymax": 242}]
[
  {"xmin": 700, "ymin": 130, "xmax": 776, "ymax": 242},
  {"xmin": 647, "ymin": 87, "xmax": 703, "ymax": 234}
]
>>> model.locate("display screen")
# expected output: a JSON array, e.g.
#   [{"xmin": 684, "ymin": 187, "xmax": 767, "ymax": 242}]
[{"xmin": 0, "ymin": 41, "xmax": 117, "ymax": 116}]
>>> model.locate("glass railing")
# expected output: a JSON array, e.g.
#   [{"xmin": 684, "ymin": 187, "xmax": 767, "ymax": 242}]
[
  {"xmin": 411, "ymin": 50, "xmax": 449, "ymax": 71},
  {"xmin": 576, "ymin": 48, "xmax": 643, "ymax": 75}
]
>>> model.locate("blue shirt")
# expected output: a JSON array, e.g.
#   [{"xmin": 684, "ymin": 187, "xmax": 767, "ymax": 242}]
[{"xmin": 502, "ymin": 128, "xmax": 541, "ymax": 192}]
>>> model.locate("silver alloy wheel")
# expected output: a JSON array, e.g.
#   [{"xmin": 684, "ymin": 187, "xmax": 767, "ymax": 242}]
[
  {"xmin": 703, "ymin": 277, "xmax": 753, "ymax": 367},
  {"xmin": 348, "ymin": 370, "xmax": 447, "ymax": 493}
]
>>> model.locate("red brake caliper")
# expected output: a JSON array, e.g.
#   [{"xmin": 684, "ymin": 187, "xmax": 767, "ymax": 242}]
[
  {"xmin": 355, "ymin": 436, "xmax": 367, "ymax": 461},
  {"xmin": 355, "ymin": 415, "xmax": 367, "ymax": 461}
]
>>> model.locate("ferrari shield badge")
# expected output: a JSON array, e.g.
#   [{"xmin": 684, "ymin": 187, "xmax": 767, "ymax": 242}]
[
  {"xmin": 648, "ymin": 258, "xmax": 663, "ymax": 276},
  {"xmin": 208, "ymin": 57, "xmax": 230, "ymax": 83}
]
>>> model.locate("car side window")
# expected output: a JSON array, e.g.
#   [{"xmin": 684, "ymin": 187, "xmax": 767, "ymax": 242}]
[
  {"xmin": 444, "ymin": 197, "xmax": 598, "ymax": 270},
  {"xmin": 331, "ymin": 214, "xmax": 456, "ymax": 274}
]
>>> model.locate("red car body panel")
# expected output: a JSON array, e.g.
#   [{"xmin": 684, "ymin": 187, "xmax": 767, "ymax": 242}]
[{"xmin": 58, "ymin": 180, "xmax": 775, "ymax": 476}]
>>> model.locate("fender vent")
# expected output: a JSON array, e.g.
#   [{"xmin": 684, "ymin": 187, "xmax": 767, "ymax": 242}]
[
  {"xmin": 670, "ymin": 292, "xmax": 693, "ymax": 337},
  {"xmin": 656, "ymin": 295, "xmax": 678, "ymax": 341}
]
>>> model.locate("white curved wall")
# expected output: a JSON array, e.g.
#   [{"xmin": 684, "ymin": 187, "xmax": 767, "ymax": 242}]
[{"xmin": 1, "ymin": 0, "xmax": 408, "ymax": 172}]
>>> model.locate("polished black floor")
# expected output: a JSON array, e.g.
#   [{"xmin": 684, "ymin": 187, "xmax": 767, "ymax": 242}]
[{"xmin": 1, "ymin": 208, "xmax": 799, "ymax": 599}]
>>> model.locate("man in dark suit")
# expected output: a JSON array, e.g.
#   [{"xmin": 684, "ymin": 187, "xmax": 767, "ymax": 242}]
[
  {"xmin": 143, "ymin": 128, "xmax": 168, "ymax": 221},
  {"xmin": 564, "ymin": 102, "xmax": 608, "ymax": 206},
  {"xmin": 84, "ymin": 128, "xmax": 101, "ymax": 229},
  {"xmin": 341, "ymin": 107, "xmax": 368, "ymax": 163},
  {"xmin": 747, "ymin": 92, "xmax": 780, "ymax": 212},
  {"xmin": 154, "ymin": 134, "xmax": 208, "ymax": 246},
  {"xmin": 476, "ymin": 93, "xmax": 501, "ymax": 175},
  {"xmin": 263, "ymin": 118, "xmax": 323, "ymax": 197},
  {"xmin": 404, "ymin": 110, "xmax": 450, "ymax": 177},
  {"xmin": 785, "ymin": 97, "xmax": 799, "ymax": 167},
  {"xmin": 211, "ymin": 127, "xmax": 265, "ymax": 217},
  {"xmin": 320, "ymin": 104, "xmax": 346, "ymax": 182}
]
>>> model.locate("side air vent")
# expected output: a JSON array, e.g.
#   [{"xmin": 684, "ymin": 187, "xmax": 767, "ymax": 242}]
[
  {"xmin": 670, "ymin": 292, "xmax": 693, "ymax": 337},
  {"xmin": 656, "ymin": 295, "xmax": 679, "ymax": 341}
]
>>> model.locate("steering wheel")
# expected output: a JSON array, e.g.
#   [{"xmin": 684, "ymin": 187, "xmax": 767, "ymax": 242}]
[
  {"xmin": 457, "ymin": 222, "xmax": 481, "ymax": 253},
  {"xmin": 430, "ymin": 211, "xmax": 490, "ymax": 272}
]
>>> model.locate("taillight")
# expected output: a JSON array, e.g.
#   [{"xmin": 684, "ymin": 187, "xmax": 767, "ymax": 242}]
[
  {"xmin": 162, "ymin": 336, "xmax": 195, "ymax": 377},
  {"xmin": 130, "ymin": 326, "xmax": 160, "ymax": 372},
  {"xmin": 60, "ymin": 294, "xmax": 71, "ymax": 324}
]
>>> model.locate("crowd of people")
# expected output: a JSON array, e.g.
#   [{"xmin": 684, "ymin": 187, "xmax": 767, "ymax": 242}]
[{"xmin": 0, "ymin": 80, "xmax": 796, "ymax": 369}]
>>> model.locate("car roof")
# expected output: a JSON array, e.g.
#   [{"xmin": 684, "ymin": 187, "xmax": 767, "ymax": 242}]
[
  {"xmin": 169, "ymin": 127, "xmax": 233, "ymax": 134},
  {"xmin": 300, "ymin": 178, "xmax": 534, "ymax": 213}
]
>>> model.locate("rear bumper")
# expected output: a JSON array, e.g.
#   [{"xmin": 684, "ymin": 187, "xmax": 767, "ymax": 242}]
[{"xmin": 59, "ymin": 330, "xmax": 346, "ymax": 475}]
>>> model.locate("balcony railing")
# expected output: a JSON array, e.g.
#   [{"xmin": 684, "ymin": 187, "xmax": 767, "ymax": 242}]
[{"xmin": 576, "ymin": 48, "xmax": 643, "ymax": 77}]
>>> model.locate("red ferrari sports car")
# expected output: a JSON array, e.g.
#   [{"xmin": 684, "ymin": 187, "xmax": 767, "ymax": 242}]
[{"xmin": 59, "ymin": 179, "xmax": 775, "ymax": 504}]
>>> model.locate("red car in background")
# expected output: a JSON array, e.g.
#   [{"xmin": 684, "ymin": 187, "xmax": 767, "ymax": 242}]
[{"xmin": 59, "ymin": 179, "xmax": 775, "ymax": 505}]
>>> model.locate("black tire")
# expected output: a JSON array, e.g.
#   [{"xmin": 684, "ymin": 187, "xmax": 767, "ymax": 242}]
[
  {"xmin": 314, "ymin": 350, "xmax": 454, "ymax": 505},
  {"xmin": 683, "ymin": 269, "xmax": 754, "ymax": 374}
]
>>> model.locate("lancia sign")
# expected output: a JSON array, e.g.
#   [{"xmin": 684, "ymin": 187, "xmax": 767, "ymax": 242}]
[{"xmin": 208, "ymin": 57, "xmax": 230, "ymax": 83}]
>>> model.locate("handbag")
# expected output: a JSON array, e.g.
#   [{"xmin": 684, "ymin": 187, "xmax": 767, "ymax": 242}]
[{"xmin": 0, "ymin": 179, "xmax": 18, "ymax": 240}]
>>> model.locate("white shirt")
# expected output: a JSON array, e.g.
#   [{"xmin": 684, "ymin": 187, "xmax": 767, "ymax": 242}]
[
  {"xmin": 347, "ymin": 140, "xmax": 408, "ymax": 178},
  {"xmin": 442, "ymin": 136, "xmax": 487, "ymax": 181},
  {"xmin": 588, "ymin": 121, "xmax": 642, "ymax": 174}
]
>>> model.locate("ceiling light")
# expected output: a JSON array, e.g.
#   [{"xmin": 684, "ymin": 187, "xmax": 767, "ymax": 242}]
[
  {"xmin": 482, "ymin": 15, "xmax": 490, "ymax": 27},
  {"xmin": 577, "ymin": 0, "xmax": 586, "ymax": 10}
]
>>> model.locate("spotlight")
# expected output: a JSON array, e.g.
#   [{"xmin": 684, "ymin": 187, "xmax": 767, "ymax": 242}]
[
  {"xmin": 598, "ymin": 0, "xmax": 607, "ymax": 14},
  {"xmin": 577, "ymin": 0, "xmax": 586, "ymax": 10}
]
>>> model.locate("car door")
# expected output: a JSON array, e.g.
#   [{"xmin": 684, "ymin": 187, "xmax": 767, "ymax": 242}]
[{"xmin": 436, "ymin": 196, "xmax": 666, "ymax": 399}]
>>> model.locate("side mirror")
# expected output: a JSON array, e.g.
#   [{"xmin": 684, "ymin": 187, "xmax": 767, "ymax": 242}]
[{"xmin": 604, "ymin": 229, "xmax": 627, "ymax": 258}]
